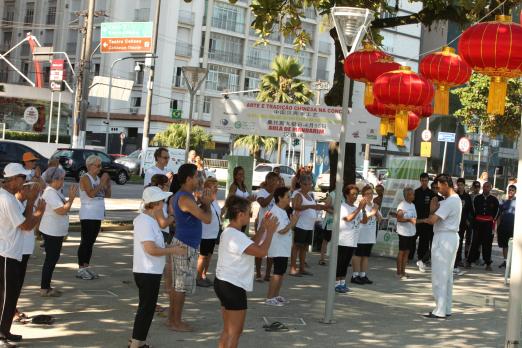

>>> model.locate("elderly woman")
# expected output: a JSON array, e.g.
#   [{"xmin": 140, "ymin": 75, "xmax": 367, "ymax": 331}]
[
  {"xmin": 39, "ymin": 167, "xmax": 78, "ymax": 296},
  {"xmin": 77, "ymin": 155, "xmax": 111, "ymax": 280}
]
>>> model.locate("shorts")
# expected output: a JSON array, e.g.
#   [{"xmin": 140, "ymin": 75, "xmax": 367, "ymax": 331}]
[
  {"xmin": 355, "ymin": 243, "xmax": 374, "ymax": 257},
  {"xmin": 199, "ymin": 238, "xmax": 217, "ymax": 256},
  {"xmin": 214, "ymin": 278, "xmax": 247, "ymax": 310},
  {"xmin": 398, "ymin": 235, "xmax": 416, "ymax": 251},
  {"xmin": 321, "ymin": 229, "xmax": 332, "ymax": 242},
  {"xmin": 171, "ymin": 238, "xmax": 198, "ymax": 294},
  {"xmin": 162, "ymin": 231, "xmax": 174, "ymax": 245},
  {"xmin": 293, "ymin": 227, "xmax": 313, "ymax": 246},
  {"xmin": 497, "ymin": 228, "xmax": 513, "ymax": 248},
  {"xmin": 272, "ymin": 257, "xmax": 288, "ymax": 275}
]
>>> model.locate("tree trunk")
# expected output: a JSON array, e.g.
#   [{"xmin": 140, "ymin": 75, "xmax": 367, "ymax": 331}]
[{"xmin": 325, "ymin": 28, "xmax": 356, "ymax": 191}]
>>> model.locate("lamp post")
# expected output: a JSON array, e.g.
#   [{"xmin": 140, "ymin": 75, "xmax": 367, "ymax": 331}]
[
  {"xmin": 311, "ymin": 80, "xmax": 331, "ymax": 175},
  {"xmin": 182, "ymin": 66, "xmax": 208, "ymax": 162},
  {"xmin": 323, "ymin": 7, "xmax": 374, "ymax": 324}
]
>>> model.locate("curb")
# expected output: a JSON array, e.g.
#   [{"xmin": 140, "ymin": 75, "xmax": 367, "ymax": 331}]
[{"xmin": 69, "ymin": 221, "xmax": 134, "ymax": 232}]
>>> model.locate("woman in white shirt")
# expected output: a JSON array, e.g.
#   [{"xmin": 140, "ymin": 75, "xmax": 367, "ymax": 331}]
[
  {"xmin": 396, "ymin": 187, "xmax": 417, "ymax": 279},
  {"xmin": 39, "ymin": 167, "xmax": 78, "ymax": 297},
  {"xmin": 77, "ymin": 155, "xmax": 111, "ymax": 280},
  {"xmin": 351, "ymin": 185, "xmax": 381, "ymax": 285},
  {"xmin": 197, "ymin": 177, "xmax": 221, "ymax": 287},
  {"xmin": 130, "ymin": 187, "xmax": 186, "ymax": 348},
  {"xmin": 335, "ymin": 184, "xmax": 368, "ymax": 293},
  {"xmin": 214, "ymin": 196, "xmax": 277, "ymax": 348},
  {"xmin": 265, "ymin": 187, "xmax": 299, "ymax": 306}
]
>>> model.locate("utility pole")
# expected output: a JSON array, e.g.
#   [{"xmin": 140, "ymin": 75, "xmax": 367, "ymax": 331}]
[
  {"xmin": 71, "ymin": 0, "xmax": 95, "ymax": 149},
  {"xmin": 141, "ymin": 0, "xmax": 161, "ymax": 154}
]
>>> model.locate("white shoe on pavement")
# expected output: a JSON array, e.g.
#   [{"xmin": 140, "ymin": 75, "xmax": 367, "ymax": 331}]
[
  {"xmin": 275, "ymin": 296, "xmax": 289, "ymax": 304},
  {"xmin": 76, "ymin": 268, "xmax": 94, "ymax": 280},
  {"xmin": 417, "ymin": 260, "xmax": 426, "ymax": 273},
  {"xmin": 265, "ymin": 298, "xmax": 284, "ymax": 307},
  {"xmin": 86, "ymin": 267, "xmax": 99, "ymax": 279}
]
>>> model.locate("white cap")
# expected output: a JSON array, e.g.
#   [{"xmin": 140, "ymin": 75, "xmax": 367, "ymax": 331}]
[
  {"xmin": 3, "ymin": 163, "xmax": 31, "ymax": 178},
  {"xmin": 143, "ymin": 186, "xmax": 172, "ymax": 204}
]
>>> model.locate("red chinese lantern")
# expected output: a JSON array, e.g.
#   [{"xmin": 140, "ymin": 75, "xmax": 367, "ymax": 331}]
[
  {"xmin": 408, "ymin": 112, "xmax": 421, "ymax": 131},
  {"xmin": 458, "ymin": 15, "xmax": 522, "ymax": 115},
  {"xmin": 373, "ymin": 66, "xmax": 434, "ymax": 146},
  {"xmin": 417, "ymin": 103, "xmax": 434, "ymax": 118},
  {"xmin": 344, "ymin": 41, "xmax": 389, "ymax": 105},
  {"xmin": 365, "ymin": 100, "xmax": 395, "ymax": 136},
  {"xmin": 365, "ymin": 57, "xmax": 402, "ymax": 106},
  {"xmin": 420, "ymin": 46, "xmax": 472, "ymax": 115}
]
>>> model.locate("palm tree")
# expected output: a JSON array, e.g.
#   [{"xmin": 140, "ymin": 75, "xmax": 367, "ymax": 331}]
[{"xmin": 234, "ymin": 55, "xmax": 314, "ymax": 162}]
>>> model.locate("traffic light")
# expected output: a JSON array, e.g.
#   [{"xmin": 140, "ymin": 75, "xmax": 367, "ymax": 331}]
[{"xmin": 293, "ymin": 139, "xmax": 300, "ymax": 146}]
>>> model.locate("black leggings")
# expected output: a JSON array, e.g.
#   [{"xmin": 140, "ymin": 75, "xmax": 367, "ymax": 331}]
[
  {"xmin": 41, "ymin": 234, "xmax": 64, "ymax": 289},
  {"xmin": 132, "ymin": 273, "xmax": 162, "ymax": 341},
  {"xmin": 0, "ymin": 256, "xmax": 21, "ymax": 336},
  {"xmin": 336, "ymin": 246, "xmax": 355, "ymax": 278},
  {"xmin": 78, "ymin": 220, "xmax": 101, "ymax": 267},
  {"xmin": 18, "ymin": 254, "xmax": 30, "ymax": 295}
]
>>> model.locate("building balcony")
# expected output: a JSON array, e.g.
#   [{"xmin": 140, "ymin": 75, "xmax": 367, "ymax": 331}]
[
  {"xmin": 211, "ymin": 17, "xmax": 245, "ymax": 34},
  {"xmin": 176, "ymin": 41, "xmax": 193, "ymax": 57},
  {"xmin": 208, "ymin": 49, "xmax": 242, "ymax": 65},
  {"xmin": 318, "ymin": 41, "xmax": 331, "ymax": 54},
  {"xmin": 173, "ymin": 75, "xmax": 187, "ymax": 89},
  {"xmin": 246, "ymin": 56, "xmax": 272, "ymax": 70},
  {"xmin": 66, "ymin": 42, "xmax": 77, "ymax": 55},
  {"xmin": 316, "ymin": 68, "xmax": 329, "ymax": 80},
  {"xmin": 178, "ymin": 10, "xmax": 194, "ymax": 25},
  {"xmin": 46, "ymin": 13, "xmax": 56, "ymax": 25}
]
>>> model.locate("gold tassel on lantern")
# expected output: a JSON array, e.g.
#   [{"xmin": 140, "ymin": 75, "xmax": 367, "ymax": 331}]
[
  {"xmin": 389, "ymin": 119, "xmax": 395, "ymax": 135},
  {"xmin": 487, "ymin": 76, "xmax": 508, "ymax": 115},
  {"xmin": 434, "ymin": 84, "xmax": 450, "ymax": 115},
  {"xmin": 380, "ymin": 118, "xmax": 389, "ymax": 136},
  {"xmin": 364, "ymin": 83, "xmax": 374, "ymax": 106},
  {"xmin": 394, "ymin": 111, "xmax": 408, "ymax": 147}
]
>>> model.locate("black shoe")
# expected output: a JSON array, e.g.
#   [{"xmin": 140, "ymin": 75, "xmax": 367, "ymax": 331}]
[
  {"xmin": 0, "ymin": 339, "xmax": 16, "ymax": 348},
  {"xmin": 423, "ymin": 312, "xmax": 446, "ymax": 319},
  {"xmin": 350, "ymin": 276, "xmax": 364, "ymax": 284},
  {"xmin": 4, "ymin": 334, "xmax": 21, "ymax": 343},
  {"xmin": 360, "ymin": 276, "xmax": 373, "ymax": 284},
  {"xmin": 499, "ymin": 261, "xmax": 506, "ymax": 269}
]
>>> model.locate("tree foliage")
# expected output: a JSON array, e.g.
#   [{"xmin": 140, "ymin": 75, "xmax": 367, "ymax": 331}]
[
  {"xmin": 234, "ymin": 136, "xmax": 278, "ymax": 160},
  {"xmin": 153, "ymin": 123, "xmax": 212, "ymax": 150},
  {"xmin": 452, "ymin": 73, "xmax": 522, "ymax": 139}
]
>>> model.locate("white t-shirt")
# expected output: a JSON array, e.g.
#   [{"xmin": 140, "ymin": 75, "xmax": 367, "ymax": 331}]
[
  {"xmin": 295, "ymin": 191, "xmax": 317, "ymax": 231},
  {"xmin": 202, "ymin": 200, "xmax": 221, "ymax": 239},
  {"xmin": 434, "ymin": 194, "xmax": 462, "ymax": 234},
  {"xmin": 144, "ymin": 165, "xmax": 168, "ymax": 187},
  {"xmin": 132, "ymin": 213, "xmax": 166, "ymax": 274},
  {"xmin": 268, "ymin": 205, "xmax": 292, "ymax": 257},
  {"xmin": 79, "ymin": 174, "xmax": 105, "ymax": 221},
  {"xmin": 256, "ymin": 188, "xmax": 275, "ymax": 228},
  {"xmin": 396, "ymin": 201, "xmax": 417, "ymax": 237},
  {"xmin": 339, "ymin": 202, "xmax": 363, "ymax": 247},
  {"xmin": 40, "ymin": 186, "xmax": 69, "ymax": 237},
  {"xmin": 357, "ymin": 203, "xmax": 379, "ymax": 244},
  {"xmin": 216, "ymin": 227, "xmax": 254, "ymax": 291},
  {"xmin": 0, "ymin": 188, "xmax": 26, "ymax": 261}
]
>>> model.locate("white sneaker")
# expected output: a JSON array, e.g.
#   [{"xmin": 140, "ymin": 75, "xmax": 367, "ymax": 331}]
[
  {"xmin": 265, "ymin": 298, "xmax": 284, "ymax": 307},
  {"xmin": 76, "ymin": 268, "xmax": 94, "ymax": 280},
  {"xmin": 417, "ymin": 261, "xmax": 426, "ymax": 273},
  {"xmin": 85, "ymin": 267, "xmax": 99, "ymax": 279},
  {"xmin": 275, "ymin": 296, "xmax": 289, "ymax": 304}
]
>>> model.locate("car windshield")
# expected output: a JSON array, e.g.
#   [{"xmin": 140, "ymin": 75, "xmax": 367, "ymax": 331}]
[
  {"xmin": 53, "ymin": 150, "xmax": 73, "ymax": 158},
  {"xmin": 255, "ymin": 166, "xmax": 272, "ymax": 172},
  {"xmin": 127, "ymin": 150, "xmax": 140, "ymax": 159}
]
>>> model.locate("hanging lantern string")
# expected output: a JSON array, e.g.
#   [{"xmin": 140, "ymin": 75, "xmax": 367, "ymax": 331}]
[{"xmin": 361, "ymin": 0, "xmax": 509, "ymax": 65}]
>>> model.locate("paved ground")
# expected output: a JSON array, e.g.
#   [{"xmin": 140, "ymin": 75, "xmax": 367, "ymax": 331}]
[{"xmin": 16, "ymin": 228, "xmax": 513, "ymax": 348}]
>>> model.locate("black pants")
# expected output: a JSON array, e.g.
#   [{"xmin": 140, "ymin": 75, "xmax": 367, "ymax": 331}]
[
  {"xmin": 455, "ymin": 223, "xmax": 467, "ymax": 265},
  {"xmin": 416, "ymin": 223, "xmax": 433, "ymax": 263},
  {"xmin": 41, "ymin": 234, "xmax": 64, "ymax": 289},
  {"xmin": 18, "ymin": 254, "xmax": 30, "ymax": 295},
  {"xmin": 0, "ymin": 256, "xmax": 22, "ymax": 336},
  {"xmin": 464, "ymin": 221, "xmax": 474, "ymax": 259},
  {"xmin": 468, "ymin": 221, "xmax": 494, "ymax": 265},
  {"xmin": 78, "ymin": 220, "xmax": 101, "ymax": 267},
  {"xmin": 132, "ymin": 272, "xmax": 162, "ymax": 342},
  {"xmin": 336, "ymin": 246, "xmax": 355, "ymax": 278}
]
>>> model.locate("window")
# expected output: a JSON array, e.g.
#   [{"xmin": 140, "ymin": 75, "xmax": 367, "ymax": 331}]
[
  {"xmin": 2, "ymin": 32, "xmax": 12, "ymax": 48},
  {"xmin": 246, "ymin": 43, "xmax": 278, "ymax": 70},
  {"xmin": 44, "ymin": 67, "xmax": 50, "ymax": 83},
  {"xmin": 47, "ymin": 5, "xmax": 57, "ymax": 24},
  {"xmin": 24, "ymin": 2, "xmax": 35, "ymax": 25},
  {"xmin": 208, "ymin": 33, "xmax": 244, "ymax": 65},
  {"xmin": 94, "ymin": 63, "xmax": 100, "ymax": 76},
  {"xmin": 212, "ymin": 2, "xmax": 245, "ymax": 33},
  {"xmin": 203, "ymin": 96, "xmax": 211, "ymax": 114},
  {"xmin": 170, "ymin": 99, "xmax": 183, "ymax": 111},
  {"xmin": 173, "ymin": 67, "xmax": 184, "ymax": 87},
  {"xmin": 128, "ymin": 128, "xmax": 138, "ymax": 138},
  {"xmin": 255, "ymin": 165, "xmax": 271, "ymax": 172},
  {"xmin": 134, "ymin": 62, "xmax": 144, "ymax": 85},
  {"xmin": 98, "ymin": 152, "xmax": 112, "ymax": 164},
  {"xmin": 131, "ymin": 97, "xmax": 142, "ymax": 107},
  {"xmin": 4, "ymin": 2, "xmax": 15, "ymax": 21},
  {"xmin": 206, "ymin": 64, "xmax": 240, "ymax": 92}
]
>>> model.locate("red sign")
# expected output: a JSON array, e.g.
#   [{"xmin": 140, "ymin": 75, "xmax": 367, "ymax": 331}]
[
  {"xmin": 458, "ymin": 137, "xmax": 471, "ymax": 153},
  {"xmin": 50, "ymin": 59, "xmax": 66, "ymax": 82},
  {"xmin": 100, "ymin": 37, "xmax": 153, "ymax": 53}
]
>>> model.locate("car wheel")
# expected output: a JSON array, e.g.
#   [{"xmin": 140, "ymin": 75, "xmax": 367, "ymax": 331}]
[
  {"xmin": 116, "ymin": 170, "xmax": 129, "ymax": 185},
  {"xmin": 76, "ymin": 167, "xmax": 87, "ymax": 182}
]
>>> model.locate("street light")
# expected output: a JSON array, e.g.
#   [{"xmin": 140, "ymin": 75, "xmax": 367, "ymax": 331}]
[
  {"xmin": 323, "ymin": 6, "xmax": 374, "ymax": 324},
  {"xmin": 182, "ymin": 66, "xmax": 208, "ymax": 162}
]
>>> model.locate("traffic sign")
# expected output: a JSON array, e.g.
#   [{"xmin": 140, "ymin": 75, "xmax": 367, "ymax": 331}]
[
  {"xmin": 421, "ymin": 129, "xmax": 432, "ymax": 142},
  {"xmin": 23, "ymin": 106, "xmax": 39, "ymax": 125},
  {"xmin": 437, "ymin": 131, "xmax": 456, "ymax": 143},
  {"xmin": 458, "ymin": 137, "xmax": 471, "ymax": 153},
  {"xmin": 100, "ymin": 22, "xmax": 153, "ymax": 53},
  {"xmin": 50, "ymin": 80, "xmax": 65, "ymax": 92},
  {"xmin": 420, "ymin": 141, "xmax": 431, "ymax": 157},
  {"xmin": 120, "ymin": 132, "xmax": 126, "ymax": 140}
]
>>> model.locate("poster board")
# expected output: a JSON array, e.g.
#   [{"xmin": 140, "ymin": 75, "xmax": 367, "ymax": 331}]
[{"xmin": 226, "ymin": 156, "xmax": 254, "ymax": 196}]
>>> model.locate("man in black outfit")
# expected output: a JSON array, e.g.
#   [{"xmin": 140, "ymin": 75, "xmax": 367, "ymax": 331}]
[
  {"xmin": 455, "ymin": 178, "xmax": 473, "ymax": 269},
  {"xmin": 413, "ymin": 173, "xmax": 436, "ymax": 272},
  {"xmin": 466, "ymin": 181, "xmax": 499, "ymax": 271}
]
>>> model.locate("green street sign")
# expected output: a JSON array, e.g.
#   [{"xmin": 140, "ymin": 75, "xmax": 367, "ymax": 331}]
[
  {"xmin": 101, "ymin": 22, "xmax": 153, "ymax": 39},
  {"xmin": 171, "ymin": 109, "xmax": 182, "ymax": 119}
]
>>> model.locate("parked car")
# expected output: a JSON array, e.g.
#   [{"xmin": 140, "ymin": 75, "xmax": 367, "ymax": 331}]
[
  {"xmin": 51, "ymin": 148, "xmax": 130, "ymax": 185},
  {"xmin": 252, "ymin": 163, "xmax": 295, "ymax": 189},
  {"xmin": 0, "ymin": 141, "xmax": 48, "ymax": 178},
  {"xmin": 114, "ymin": 149, "xmax": 142, "ymax": 175},
  {"xmin": 317, "ymin": 170, "xmax": 371, "ymax": 192}
]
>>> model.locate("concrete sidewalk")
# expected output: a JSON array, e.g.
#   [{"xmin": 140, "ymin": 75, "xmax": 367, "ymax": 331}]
[{"xmin": 16, "ymin": 229, "xmax": 513, "ymax": 348}]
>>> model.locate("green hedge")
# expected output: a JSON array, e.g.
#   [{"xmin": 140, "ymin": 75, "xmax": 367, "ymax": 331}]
[{"xmin": 4, "ymin": 130, "xmax": 70, "ymax": 144}]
